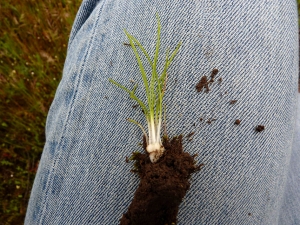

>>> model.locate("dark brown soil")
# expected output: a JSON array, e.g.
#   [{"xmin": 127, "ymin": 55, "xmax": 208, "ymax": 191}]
[
  {"xmin": 210, "ymin": 68, "xmax": 219, "ymax": 81},
  {"xmin": 255, "ymin": 125, "xmax": 265, "ymax": 132},
  {"xmin": 196, "ymin": 75, "xmax": 209, "ymax": 92},
  {"xmin": 196, "ymin": 68, "xmax": 219, "ymax": 93},
  {"xmin": 186, "ymin": 132, "xmax": 195, "ymax": 139},
  {"xmin": 234, "ymin": 119, "xmax": 241, "ymax": 125},
  {"xmin": 120, "ymin": 135, "xmax": 202, "ymax": 225},
  {"xmin": 218, "ymin": 77, "xmax": 222, "ymax": 84},
  {"xmin": 230, "ymin": 100, "xmax": 237, "ymax": 105}
]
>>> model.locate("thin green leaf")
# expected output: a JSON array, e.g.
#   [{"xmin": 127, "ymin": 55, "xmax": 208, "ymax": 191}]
[
  {"xmin": 127, "ymin": 118, "xmax": 149, "ymax": 145},
  {"xmin": 168, "ymin": 41, "xmax": 182, "ymax": 66},
  {"xmin": 159, "ymin": 47, "xmax": 170, "ymax": 88},
  {"xmin": 124, "ymin": 30, "xmax": 150, "ymax": 99},
  {"xmin": 109, "ymin": 78, "xmax": 149, "ymax": 116},
  {"xmin": 153, "ymin": 13, "xmax": 162, "ymax": 124},
  {"xmin": 160, "ymin": 41, "xmax": 181, "ymax": 88},
  {"xmin": 129, "ymin": 35, "xmax": 152, "ymax": 65},
  {"xmin": 109, "ymin": 78, "xmax": 132, "ymax": 94}
]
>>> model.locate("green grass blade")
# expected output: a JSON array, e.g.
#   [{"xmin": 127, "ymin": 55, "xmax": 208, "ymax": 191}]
[
  {"xmin": 159, "ymin": 47, "xmax": 170, "ymax": 93},
  {"xmin": 124, "ymin": 30, "xmax": 150, "ymax": 104},
  {"xmin": 109, "ymin": 78, "xmax": 149, "ymax": 116},
  {"xmin": 109, "ymin": 78, "xmax": 132, "ymax": 94},
  {"xmin": 129, "ymin": 35, "xmax": 153, "ymax": 65},
  {"xmin": 152, "ymin": 13, "xmax": 162, "ymax": 124},
  {"xmin": 168, "ymin": 41, "xmax": 182, "ymax": 66},
  {"xmin": 127, "ymin": 118, "xmax": 149, "ymax": 145},
  {"xmin": 159, "ymin": 41, "xmax": 181, "ymax": 88}
]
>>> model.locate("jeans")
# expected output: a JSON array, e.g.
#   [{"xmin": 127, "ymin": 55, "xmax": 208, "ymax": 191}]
[{"xmin": 25, "ymin": 0, "xmax": 299, "ymax": 224}]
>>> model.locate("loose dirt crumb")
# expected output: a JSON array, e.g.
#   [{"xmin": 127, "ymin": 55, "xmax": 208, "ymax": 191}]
[
  {"xmin": 123, "ymin": 43, "xmax": 137, "ymax": 47},
  {"xmin": 234, "ymin": 119, "xmax": 241, "ymax": 125},
  {"xmin": 196, "ymin": 68, "xmax": 219, "ymax": 93},
  {"xmin": 186, "ymin": 132, "xmax": 195, "ymax": 139},
  {"xmin": 218, "ymin": 77, "xmax": 222, "ymax": 84},
  {"xmin": 206, "ymin": 118, "xmax": 216, "ymax": 124},
  {"xmin": 230, "ymin": 100, "xmax": 237, "ymax": 105},
  {"xmin": 196, "ymin": 76, "xmax": 209, "ymax": 92},
  {"xmin": 210, "ymin": 68, "xmax": 219, "ymax": 82},
  {"xmin": 255, "ymin": 125, "xmax": 265, "ymax": 132}
]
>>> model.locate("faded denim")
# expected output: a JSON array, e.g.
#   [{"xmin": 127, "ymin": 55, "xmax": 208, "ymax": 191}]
[{"xmin": 25, "ymin": 0, "xmax": 299, "ymax": 224}]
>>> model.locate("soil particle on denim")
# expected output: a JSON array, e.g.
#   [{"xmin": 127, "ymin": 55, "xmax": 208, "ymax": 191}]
[
  {"xmin": 196, "ymin": 75, "xmax": 209, "ymax": 92},
  {"xmin": 255, "ymin": 125, "xmax": 265, "ymax": 132},
  {"xmin": 186, "ymin": 132, "xmax": 195, "ymax": 139},
  {"xmin": 235, "ymin": 119, "xmax": 241, "ymax": 125},
  {"xmin": 196, "ymin": 68, "xmax": 219, "ymax": 93},
  {"xmin": 218, "ymin": 77, "xmax": 222, "ymax": 85},
  {"xmin": 230, "ymin": 100, "xmax": 237, "ymax": 105},
  {"xmin": 210, "ymin": 68, "xmax": 219, "ymax": 82},
  {"xmin": 120, "ymin": 135, "xmax": 202, "ymax": 225}
]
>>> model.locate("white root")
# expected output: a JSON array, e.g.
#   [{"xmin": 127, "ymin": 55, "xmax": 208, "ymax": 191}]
[{"xmin": 147, "ymin": 143, "xmax": 165, "ymax": 163}]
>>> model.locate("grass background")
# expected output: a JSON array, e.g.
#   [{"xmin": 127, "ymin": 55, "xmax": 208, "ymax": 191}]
[
  {"xmin": 0, "ymin": 1, "xmax": 299, "ymax": 224},
  {"xmin": 0, "ymin": 0, "xmax": 82, "ymax": 223}
]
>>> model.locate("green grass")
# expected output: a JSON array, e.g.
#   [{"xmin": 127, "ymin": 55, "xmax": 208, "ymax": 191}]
[
  {"xmin": 0, "ymin": 1, "xmax": 299, "ymax": 224},
  {"xmin": 0, "ymin": 0, "xmax": 81, "ymax": 223}
]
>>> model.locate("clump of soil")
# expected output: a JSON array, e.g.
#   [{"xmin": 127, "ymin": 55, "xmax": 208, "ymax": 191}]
[
  {"xmin": 255, "ymin": 125, "xmax": 265, "ymax": 132},
  {"xmin": 196, "ymin": 75, "xmax": 209, "ymax": 92},
  {"xmin": 230, "ymin": 100, "xmax": 237, "ymax": 105},
  {"xmin": 186, "ymin": 132, "xmax": 195, "ymax": 139},
  {"xmin": 217, "ymin": 77, "xmax": 222, "ymax": 84},
  {"xmin": 210, "ymin": 68, "xmax": 219, "ymax": 80},
  {"xmin": 234, "ymin": 119, "xmax": 241, "ymax": 125},
  {"xmin": 196, "ymin": 68, "xmax": 219, "ymax": 93},
  {"xmin": 120, "ymin": 135, "xmax": 202, "ymax": 225}
]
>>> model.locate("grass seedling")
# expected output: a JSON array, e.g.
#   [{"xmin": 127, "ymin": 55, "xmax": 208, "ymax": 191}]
[{"xmin": 109, "ymin": 14, "xmax": 181, "ymax": 163}]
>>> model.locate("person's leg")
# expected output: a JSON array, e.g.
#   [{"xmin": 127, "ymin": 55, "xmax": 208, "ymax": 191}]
[
  {"xmin": 278, "ymin": 93, "xmax": 300, "ymax": 225},
  {"xmin": 25, "ymin": 0, "xmax": 298, "ymax": 224}
]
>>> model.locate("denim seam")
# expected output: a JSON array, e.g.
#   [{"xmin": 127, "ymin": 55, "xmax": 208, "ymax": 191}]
[{"xmin": 37, "ymin": 4, "xmax": 104, "ymax": 224}]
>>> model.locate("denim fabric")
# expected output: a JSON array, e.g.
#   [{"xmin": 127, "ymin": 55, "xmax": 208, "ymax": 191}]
[
  {"xmin": 279, "ymin": 95, "xmax": 300, "ymax": 225},
  {"xmin": 25, "ymin": 0, "xmax": 299, "ymax": 224}
]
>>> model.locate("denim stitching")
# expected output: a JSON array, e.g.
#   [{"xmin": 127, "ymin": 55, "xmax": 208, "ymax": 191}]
[{"xmin": 38, "ymin": 2, "xmax": 105, "ymax": 224}]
